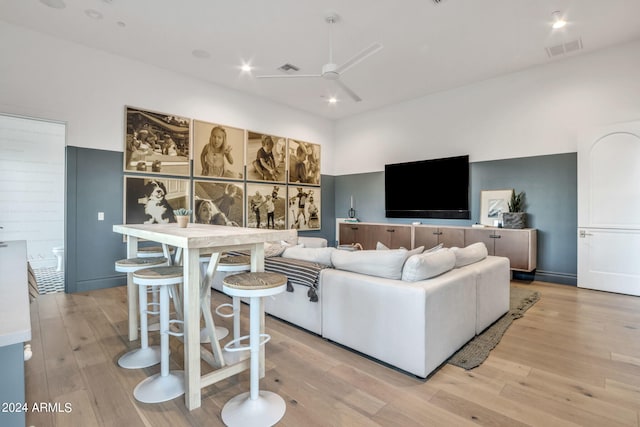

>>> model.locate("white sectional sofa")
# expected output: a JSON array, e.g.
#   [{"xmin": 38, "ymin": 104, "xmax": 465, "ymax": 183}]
[{"xmin": 212, "ymin": 236, "xmax": 510, "ymax": 378}]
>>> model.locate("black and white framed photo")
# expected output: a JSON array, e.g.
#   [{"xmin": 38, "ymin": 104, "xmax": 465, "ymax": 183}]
[
  {"xmin": 124, "ymin": 176, "xmax": 190, "ymax": 224},
  {"xmin": 193, "ymin": 180, "xmax": 244, "ymax": 227},
  {"xmin": 288, "ymin": 185, "xmax": 321, "ymax": 230},
  {"xmin": 193, "ymin": 120, "xmax": 244, "ymax": 179},
  {"xmin": 246, "ymin": 131, "xmax": 287, "ymax": 183},
  {"xmin": 288, "ymin": 139, "xmax": 321, "ymax": 185},
  {"xmin": 480, "ymin": 189, "xmax": 513, "ymax": 226},
  {"xmin": 245, "ymin": 183, "xmax": 286, "ymax": 229},
  {"xmin": 124, "ymin": 106, "xmax": 191, "ymax": 176}
]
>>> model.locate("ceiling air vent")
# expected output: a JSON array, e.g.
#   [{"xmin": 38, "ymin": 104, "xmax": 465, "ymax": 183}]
[
  {"xmin": 277, "ymin": 63, "xmax": 300, "ymax": 73},
  {"xmin": 432, "ymin": 0, "xmax": 445, "ymax": 4},
  {"xmin": 545, "ymin": 37, "xmax": 583, "ymax": 58}
]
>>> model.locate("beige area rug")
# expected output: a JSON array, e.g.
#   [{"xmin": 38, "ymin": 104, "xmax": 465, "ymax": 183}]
[{"xmin": 447, "ymin": 285, "xmax": 540, "ymax": 370}]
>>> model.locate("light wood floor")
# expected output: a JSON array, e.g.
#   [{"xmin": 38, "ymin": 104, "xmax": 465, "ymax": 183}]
[{"xmin": 25, "ymin": 281, "xmax": 640, "ymax": 427}]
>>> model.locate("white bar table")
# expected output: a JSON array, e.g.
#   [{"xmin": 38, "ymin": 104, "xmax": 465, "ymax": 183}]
[{"xmin": 113, "ymin": 223, "xmax": 296, "ymax": 410}]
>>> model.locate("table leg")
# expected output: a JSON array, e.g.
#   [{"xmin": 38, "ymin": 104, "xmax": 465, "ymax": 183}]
[
  {"xmin": 183, "ymin": 247, "xmax": 202, "ymax": 410},
  {"xmin": 127, "ymin": 236, "xmax": 139, "ymax": 341}
]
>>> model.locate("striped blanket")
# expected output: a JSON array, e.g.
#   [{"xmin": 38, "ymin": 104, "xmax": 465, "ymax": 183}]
[{"xmin": 228, "ymin": 252, "xmax": 329, "ymax": 302}]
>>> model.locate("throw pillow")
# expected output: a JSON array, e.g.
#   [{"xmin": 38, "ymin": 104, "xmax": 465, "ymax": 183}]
[
  {"xmin": 331, "ymin": 248, "xmax": 409, "ymax": 280},
  {"xmin": 451, "ymin": 242, "xmax": 488, "ymax": 268},
  {"xmin": 376, "ymin": 241, "xmax": 390, "ymax": 250},
  {"xmin": 282, "ymin": 246, "xmax": 336, "ymax": 266},
  {"xmin": 401, "ymin": 248, "xmax": 456, "ymax": 282},
  {"xmin": 263, "ymin": 242, "xmax": 287, "ymax": 258},
  {"xmin": 425, "ymin": 243, "xmax": 444, "ymax": 253}
]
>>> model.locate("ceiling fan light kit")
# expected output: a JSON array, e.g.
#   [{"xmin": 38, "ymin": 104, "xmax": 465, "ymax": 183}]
[{"xmin": 255, "ymin": 12, "xmax": 383, "ymax": 103}]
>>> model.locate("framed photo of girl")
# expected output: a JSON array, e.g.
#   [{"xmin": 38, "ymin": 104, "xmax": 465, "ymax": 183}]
[
  {"xmin": 245, "ymin": 183, "xmax": 286, "ymax": 230},
  {"xmin": 193, "ymin": 180, "xmax": 244, "ymax": 227},
  {"xmin": 288, "ymin": 139, "xmax": 321, "ymax": 186},
  {"xmin": 123, "ymin": 176, "xmax": 190, "ymax": 224},
  {"xmin": 288, "ymin": 186, "xmax": 321, "ymax": 230},
  {"xmin": 124, "ymin": 106, "xmax": 191, "ymax": 176},
  {"xmin": 193, "ymin": 120, "xmax": 244, "ymax": 180},
  {"xmin": 246, "ymin": 131, "xmax": 287, "ymax": 183}
]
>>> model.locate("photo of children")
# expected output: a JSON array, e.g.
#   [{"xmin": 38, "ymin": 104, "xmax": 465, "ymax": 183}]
[
  {"xmin": 124, "ymin": 107, "xmax": 191, "ymax": 176},
  {"xmin": 193, "ymin": 180, "xmax": 244, "ymax": 227},
  {"xmin": 246, "ymin": 183, "xmax": 286, "ymax": 229},
  {"xmin": 288, "ymin": 139, "xmax": 321, "ymax": 186},
  {"xmin": 247, "ymin": 131, "xmax": 286, "ymax": 183},
  {"xmin": 288, "ymin": 186, "xmax": 321, "ymax": 230},
  {"xmin": 193, "ymin": 120, "xmax": 244, "ymax": 179}
]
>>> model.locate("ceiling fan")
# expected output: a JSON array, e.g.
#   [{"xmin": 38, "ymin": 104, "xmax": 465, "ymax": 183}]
[{"xmin": 256, "ymin": 13, "xmax": 383, "ymax": 102}]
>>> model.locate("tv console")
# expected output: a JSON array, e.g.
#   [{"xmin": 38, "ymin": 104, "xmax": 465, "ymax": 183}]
[{"xmin": 337, "ymin": 222, "xmax": 537, "ymax": 272}]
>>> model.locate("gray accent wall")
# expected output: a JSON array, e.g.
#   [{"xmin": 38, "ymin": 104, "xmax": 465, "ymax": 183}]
[
  {"xmin": 66, "ymin": 147, "xmax": 127, "ymax": 293},
  {"xmin": 334, "ymin": 153, "xmax": 577, "ymax": 285}
]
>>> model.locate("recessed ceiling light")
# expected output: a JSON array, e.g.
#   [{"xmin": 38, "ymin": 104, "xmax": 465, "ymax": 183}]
[
  {"xmin": 192, "ymin": 49, "xmax": 211, "ymax": 59},
  {"xmin": 551, "ymin": 11, "xmax": 567, "ymax": 29},
  {"xmin": 85, "ymin": 9, "xmax": 103, "ymax": 20},
  {"xmin": 39, "ymin": 0, "xmax": 66, "ymax": 9},
  {"xmin": 241, "ymin": 64, "xmax": 252, "ymax": 72},
  {"xmin": 328, "ymin": 97, "xmax": 338, "ymax": 104}
]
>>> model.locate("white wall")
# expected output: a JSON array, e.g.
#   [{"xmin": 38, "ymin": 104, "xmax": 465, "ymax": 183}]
[
  {"xmin": 333, "ymin": 40, "xmax": 640, "ymax": 175},
  {"xmin": 0, "ymin": 22, "xmax": 334, "ymax": 171}
]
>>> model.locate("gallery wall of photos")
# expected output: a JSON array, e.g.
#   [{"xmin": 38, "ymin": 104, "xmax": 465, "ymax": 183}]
[{"xmin": 123, "ymin": 106, "xmax": 321, "ymax": 231}]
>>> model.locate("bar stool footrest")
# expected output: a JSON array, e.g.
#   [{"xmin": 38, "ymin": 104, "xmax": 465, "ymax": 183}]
[
  {"xmin": 223, "ymin": 333, "xmax": 270, "ymax": 353},
  {"xmin": 215, "ymin": 303, "xmax": 235, "ymax": 318}
]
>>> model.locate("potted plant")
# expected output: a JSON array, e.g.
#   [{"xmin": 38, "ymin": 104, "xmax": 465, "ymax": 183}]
[
  {"xmin": 502, "ymin": 190, "xmax": 526, "ymax": 229},
  {"xmin": 174, "ymin": 208, "xmax": 192, "ymax": 228}
]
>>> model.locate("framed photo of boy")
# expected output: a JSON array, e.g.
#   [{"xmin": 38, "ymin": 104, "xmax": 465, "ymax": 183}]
[
  {"xmin": 124, "ymin": 106, "xmax": 191, "ymax": 176},
  {"xmin": 246, "ymin": 131, "xmax": 286, "ymax": 183},
  {"xmin": 123, "ymin": 176, "xmax": 190, "ymax": 225},
  {"xmin": 193, "ymin": 180, "xmax": 244, "ymax": 227},
  {"xmin": 245, "ymin": 183, "xmax": 286, "ymax": 229},
  {"xmin": 193, "ymin": 120, "xmax": 244, "ymax": 180},
  {"xmin": 288, "ymin": 186, "xmax": 321, "ymax": 230},
  {"xmin": 288, "ymin": 139, "xmax": 321, "ymax": 186},
  {"xmin": 480, "ymin": 189, "xmax": 513, "ymax": 226}
]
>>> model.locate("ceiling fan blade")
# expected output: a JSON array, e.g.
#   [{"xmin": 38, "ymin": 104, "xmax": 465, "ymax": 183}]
[
  {"xmin": 335, "ymin": 80, "xmax": 362, "ymax": 102},
  {"xmin": 335, "ymin": 42, "xmax": 383, "ymax": 74},
  {"xmin": 256, "ymin": 74, "xmax": 322, "ymax": 79}
]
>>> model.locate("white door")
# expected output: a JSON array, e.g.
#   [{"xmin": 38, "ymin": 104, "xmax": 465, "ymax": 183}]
[{"xmin": 577, "ymin": 121, "xmax": 640, "ymax": 296}]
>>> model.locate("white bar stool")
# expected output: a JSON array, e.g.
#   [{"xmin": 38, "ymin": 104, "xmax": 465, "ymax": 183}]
[
  {"xmin": 221, "ymin": 272, "xmax": 287, "ymax": 427},
  {"xmin": 115, "ymin": 256, "xmax": 168, "ymax": 369},
  {"xmin": 132, "ymin": 266, "xmax": 185, "ymax": 403},
  {"xmin": 137, "ymin": 245, "xmax": 175, "ymax": 259}
]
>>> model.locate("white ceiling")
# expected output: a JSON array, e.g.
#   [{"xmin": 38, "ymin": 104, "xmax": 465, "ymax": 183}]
[{"xmin": 3, "ymin": 0, "xmax": 640, "ymax": 120}]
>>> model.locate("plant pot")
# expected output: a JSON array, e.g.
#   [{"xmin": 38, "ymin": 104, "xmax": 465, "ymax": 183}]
[
  {"xmin": 502, "ymin": 212, "xmax": 526, "ymax": 229},
  {"xmin": 176, "ymin": 215, "xmax": 190, "ymax": 228}
]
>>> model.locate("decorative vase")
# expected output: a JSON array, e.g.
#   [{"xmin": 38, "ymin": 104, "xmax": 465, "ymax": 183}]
[
  {"xmin": 176, "ymin": 215, "xmax": 189, "ymax": 228},
  {"xmin": 502, "ymin": 212, "xmax": 526, "ymax": 229}
]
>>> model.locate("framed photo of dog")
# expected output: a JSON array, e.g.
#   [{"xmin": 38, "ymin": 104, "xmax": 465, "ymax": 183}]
[
  {"xmin": 124, "ymin": 176, "xmax": 190, "ymax": 224},
  {"xmin": 246, "ymin": 131, "xmax": 287, "ymax": 183},
  {"xmin": 193, "ymin": 180, "xmax": 244, "ymax": 227},
  {"xmin": 288, "ymin": 185, "xmax": 321, "ymax": 230},
  {"xmin": 193, "ymin": 120, "xmax": 245, "ymax": 180},
  {"xmin": 124, "ymin": 106, "xmax": 191, "ymax": 176},
  {"xmin": 288, "ymin": 139, "xmax": 321, "ymax": 186}
]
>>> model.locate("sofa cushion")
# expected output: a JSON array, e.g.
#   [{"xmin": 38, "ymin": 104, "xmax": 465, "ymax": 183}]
[
  {"xmin": 401, "ymin": 248, "xmax": 456, "ymax": 282},
  {"xmin": 282, "ymin": 246, "xmax": 336, "ymax": 266},
  {"xmin": 331, "ymin": 248, "xmax": 408, "ymax": 280},
  {"xmin": 451, "ymin": 242, "xmax": 488, "ymax": 268}
]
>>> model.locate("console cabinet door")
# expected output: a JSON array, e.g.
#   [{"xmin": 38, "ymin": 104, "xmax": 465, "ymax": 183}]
[
  {"xmin": 339, "ymin": 223, "xmax": 365, "ymax": 246},
  {"xmin": 438, "ymin": 228, "xmax": 465, "ymax": 248},
  {"xmin": 414, "ymin": 226, "xmax": 439, "ymax": 249},
  {"xmin": 373, "ymin": 225, "xmax": 411, "ymax": 249}
]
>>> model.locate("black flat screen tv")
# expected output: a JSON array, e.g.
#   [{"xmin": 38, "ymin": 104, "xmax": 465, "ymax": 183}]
[{"xmin": 385, "ymin": 155, "xmax": 470, "ymax": 219}]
